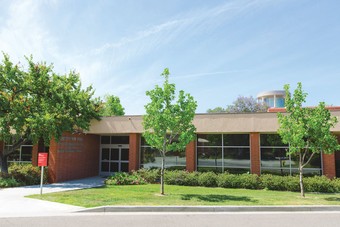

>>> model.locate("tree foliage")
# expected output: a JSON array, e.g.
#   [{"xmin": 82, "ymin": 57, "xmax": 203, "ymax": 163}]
[
  {"xmin": 0, "ymin": 53, "xmax": 101, "ymax": 172},
  {"xmin": 100, "ymin": 94, "xmax": 125, "ymax": 116},
  {"xmin": 207, "ymin": 96, "xmax": 268, "ymax": 113},
  {"xmin": 143, "ymin": 68, "xmax": 197, "ymax": 195},
  {"xmin": 277, "ymin": 82, "xmax": 339, "ymax": 197}
]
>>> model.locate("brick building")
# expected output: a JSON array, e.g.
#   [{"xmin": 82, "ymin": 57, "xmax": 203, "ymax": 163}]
[{"xmin": 3, "ymin": 110, "xmax": 340, "ymax": 183}]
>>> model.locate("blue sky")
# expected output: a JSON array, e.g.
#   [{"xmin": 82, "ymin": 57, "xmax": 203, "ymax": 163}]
[{"xmin": 0, "ymin": 0, "xmax": 339, "ymax": 114}]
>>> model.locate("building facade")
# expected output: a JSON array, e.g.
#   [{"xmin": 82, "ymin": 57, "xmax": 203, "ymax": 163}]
[
  {"xmin": 257, "ymin": 90, "xmax": 286, "ymax": 108},
  {"xmin": 15, "ymin": 110, "xmax": 339, "ymax": 182}
]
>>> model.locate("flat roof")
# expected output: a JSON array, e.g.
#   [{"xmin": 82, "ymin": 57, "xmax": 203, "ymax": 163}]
[{"xmin": 87, "ymin": 111, "xmax": 340, "ymax": 134}]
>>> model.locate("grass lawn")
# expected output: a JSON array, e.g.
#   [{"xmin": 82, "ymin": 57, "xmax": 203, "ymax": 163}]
[{"xmin": 28, "ymin": 184, "xmax": 340, "ymax": 208}]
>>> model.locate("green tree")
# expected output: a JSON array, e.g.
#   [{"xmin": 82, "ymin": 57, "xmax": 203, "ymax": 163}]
[
  {"xmin": 0, "ymin": 54, "xmax": 101, "ymax": 172},
  {"xmin": 207, "ymin": 107, "xmax": 226, "ymax": 113},
  {"xmin": 278, "ymin": 82, "xmax": 339, "ymax": 197},
  {"xmin": 143, "ymin": 68, "xmax": 197, "ymax": 195},
  {"xmin": 100, "ymin": 95, "xmax": 125, "ymax": 116}
]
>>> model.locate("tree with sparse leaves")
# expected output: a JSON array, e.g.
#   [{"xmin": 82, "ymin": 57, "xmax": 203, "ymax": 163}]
[
  {"xmin": 0, "ymin": 53, "xmax": 101, "ymax": 173},
  {"xmin": 207, "ymin": 96, "xmax": 267, "ymax": 113},
  {"xmin": 100, "ymin": 95, "xmax": 125, "ymax": 116},
  {"xmin": 143, "ymin": 68, "xmax": 197, "ymax": 195},
  {"xmin": 278, "ymin": 82, "xmax": 340, "ymax": 197}
]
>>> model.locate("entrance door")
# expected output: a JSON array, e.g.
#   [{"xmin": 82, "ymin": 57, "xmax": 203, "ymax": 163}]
[{"xmin": 100, "ymin": 144, "xmax": 129, "ymax": 175}]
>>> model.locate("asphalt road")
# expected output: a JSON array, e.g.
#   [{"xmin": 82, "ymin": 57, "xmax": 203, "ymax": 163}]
[{"xmin": 1, "ymin": 212, "xmax": 340, "ymax": 227}]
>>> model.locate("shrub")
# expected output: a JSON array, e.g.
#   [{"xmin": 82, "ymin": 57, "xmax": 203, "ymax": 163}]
[
  {"xmin": 216, "ymin": 173, "xmax": 261, "ymax": 189},
  {"xmin": 198, "ymin": 172, "xmax": 217, "ymax": 187},
  {"xmin": 105, "ymin": 172, "xmax": 147, "ymax": 185},
  {"xmin": 8, "ymin": 163, "xmax": 47, "ymax": 186},
  {"xmin": 0, "ymin": 172, "xmax": 21, "ymax": 188},
  {"xmin": 304, "ymin": 176, "xmax": 337, "ymax": 193},
  {"xmin": 260, "ymin": 174, "xmax": 299, "ymax": 191},
  {"xmin": 136, "ymin": 168, "xmax": 160, "ymax": 183}
]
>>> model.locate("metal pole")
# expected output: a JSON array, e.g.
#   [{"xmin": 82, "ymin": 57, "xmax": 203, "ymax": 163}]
[{"xmin": 40, "ymin": 166, "xmax": 44, "ymax": 195}]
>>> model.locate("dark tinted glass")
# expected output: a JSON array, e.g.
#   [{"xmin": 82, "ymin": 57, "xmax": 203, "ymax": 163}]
[
  {"xmin": 111, "ymin": 148, "xmax": 119, "ymax": 161},
  {"xmin": 121, "ymin": 149, "xmax": 129, "ymax": 161},
  {"xmin": 197, "ymin": 134, "xmax": 222, "ymax": 146},
  {"xmin": 111, "ymin": 136, "xmax": 129, "ymax": 144},
  {"xmin": 260, "ymin": 134, "xmax": 287, "ymax": 146},
  {"xmin": 101, "ymin": 148, "xmax": 110, "ymax": 160},
  {"xmin": 223, "ymin": 134, "xmax": 249, "ymax": 146},
  {"xmin": 101, "ymin": 136, "xmax": 110, "ymax": 144}
]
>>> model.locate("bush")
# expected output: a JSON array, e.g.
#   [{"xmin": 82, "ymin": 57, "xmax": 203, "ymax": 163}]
[
  {"xmin": 217, "ymin": 173, "xmax": 261, "ymax": 189},
  {"xmin": 0, "ymin": 172, "xmax": 20, "ymax": 188},
  {"xmin": 105, "ymin": 172, "xmax": 147, "ymax": 185},
  {"xmin": 260, "ymin": 174, "xmax": 299, "ymax": 192},
  {"xmin": 198, "ymin": 172, "xmax": 217, "ymax": 187},
  {"xmin": 304, "ymin": 176, "xmax": 338, "ymax": 193},
  {"xmin": 136, "ymin": 168, "xmax": 160, "ymax": 183},
  {"xmin": 9, "ymin": 163, "xmax": 47, "ymax": 186}
]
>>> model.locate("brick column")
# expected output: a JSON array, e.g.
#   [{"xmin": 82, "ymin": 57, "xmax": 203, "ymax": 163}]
[
  {"xmin": 322, "ymin": 153, "xmax": 336, "ymax": 179},
  {"xmin": 186, "ymin": 140, "xmax": 196, "ymax": 172},
  {"xmin": 129, "ymin": 133, "xmax": 140, "ymax": 172},
  {"xmin": 47, "ymin": 138, "xmax": 58, "ymax": 183},
  {"xmin": 250, "ymin": 132, "xmax": 261, "ymax": 175}
]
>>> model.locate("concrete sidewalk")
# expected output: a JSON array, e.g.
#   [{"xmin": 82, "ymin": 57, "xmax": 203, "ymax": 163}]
[{"xmin": 0, "ymin": 176, "xmax": 105, "ymax": 217}]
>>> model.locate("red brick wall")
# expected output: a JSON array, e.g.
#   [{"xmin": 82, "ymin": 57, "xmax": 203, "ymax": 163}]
[
  {"xmin": 186, "ymin": 140, "xmax": 196, "ymax": 172},
  {"xmin": 323, "ymin": 153, "xmax": 336, "ymax": 179},
  {"xmin": 250, "ymin": 132, "xmax": 261, "ymax": 175},
  {"xmin": 129, "ymin": 133, "xmax": 140, "ymax": 172},
  {"xmin": 48, "ymin": 133, "xmax": 100, "ymax": 183}
]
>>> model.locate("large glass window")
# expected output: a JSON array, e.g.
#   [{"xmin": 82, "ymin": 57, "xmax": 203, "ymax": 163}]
[
  {"xmin": 197, "ymin": 134, "xmax": 250, "ymax": 173},
  {"xmin": 260, "ymin": 134, "xmax": 322, "ymax": 176},
  {"xmin": 140, "ymin": 137, "xmax": 186, "ymax": 170},
  {"xmin": 5, "ymin": 142, "xmax": 33, "ymax": 164}
]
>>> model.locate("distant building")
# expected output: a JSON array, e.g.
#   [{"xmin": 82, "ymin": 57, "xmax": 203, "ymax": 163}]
[{"xmin": 257, "ymin": 90, "xmax": 286, "ymax": 108}]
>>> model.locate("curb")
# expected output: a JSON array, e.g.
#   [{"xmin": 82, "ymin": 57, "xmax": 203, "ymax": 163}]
[{"xmin": 77, "ymin": 205, "xmax": 340, "ymax": 213}]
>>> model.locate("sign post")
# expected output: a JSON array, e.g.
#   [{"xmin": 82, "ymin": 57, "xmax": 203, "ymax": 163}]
[{"xmin": 38, "ymin": 153, "xmax": 48, "ymax": 195}]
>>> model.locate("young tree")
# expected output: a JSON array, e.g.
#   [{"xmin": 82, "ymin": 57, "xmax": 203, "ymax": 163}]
[
  {"xmin": 0, "ymin": 54, "xmax": 101, "ymax": 172},
  {"xmin": 143, "ymin": 68, "xmax": 197, "ymax": 195},
  {"xmin": 100, "ymin": 95, "xmax": 125, "ymax": 116},
  {"xmin": 278, "ymin": 82, "xmax": 340, "ymax": 197}
]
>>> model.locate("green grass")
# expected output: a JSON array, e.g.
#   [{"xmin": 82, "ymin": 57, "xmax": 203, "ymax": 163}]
[{"xmin": 27, "ymin": 184, "xmax": 340, "ymax": 208}]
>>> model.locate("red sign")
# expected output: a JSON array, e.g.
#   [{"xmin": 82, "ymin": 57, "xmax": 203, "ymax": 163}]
[{"xmin": 38, "ymin": 153, "xmax": 48, "ymax": 166}]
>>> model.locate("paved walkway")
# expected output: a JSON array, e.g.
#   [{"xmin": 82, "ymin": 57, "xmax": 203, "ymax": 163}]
[{"xmin": 0, "ymin": 177, "xmax": 105, "ymax": 217}]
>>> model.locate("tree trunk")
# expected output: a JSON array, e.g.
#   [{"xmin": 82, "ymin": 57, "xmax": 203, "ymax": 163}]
[
  {"xmin": 299, "ymin": 154, "xmax": 305, "ymax": 197},
  {"xmin": 0, "ymin": 153, "xmax": 9, "ymax": 173},
  {"xmin": 160, "ymin": 155, "xmax": 165, "ymax": 195}
]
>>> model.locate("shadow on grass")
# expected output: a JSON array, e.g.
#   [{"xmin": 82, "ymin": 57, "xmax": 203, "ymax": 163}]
[
  {"xmin": 324, "ymin": 197, "xmax": 340, "ymax": 202},
  {"xmin": 181, "ymin": 194, "xmax": 257, "ymax": 203}
]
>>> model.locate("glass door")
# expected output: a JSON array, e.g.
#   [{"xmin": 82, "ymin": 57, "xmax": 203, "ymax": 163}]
[{"xmin": 100, "ymin": 144, "xmax": 129, "ymax": 175}]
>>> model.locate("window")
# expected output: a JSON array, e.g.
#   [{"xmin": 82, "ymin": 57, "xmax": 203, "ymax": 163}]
[
  {"xmin": 140, "ymin": 137, "xmax": 186, "ymax": 170},
  {"xmin": 260, "ymin": 134, "xmax": 322, "ymax": 176},
  {"xmin": 5, "ymin": 142, "xmax": 33, "ymax": 164},
  {"xmin": 197, "ymin": 134, "xmax": 250, "ymax": 173}
]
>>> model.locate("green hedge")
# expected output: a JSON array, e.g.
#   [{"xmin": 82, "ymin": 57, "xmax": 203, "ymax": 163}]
[
  {"xmin": 123, "ymin": 169, "xmax": 340, "ymax": 193},
  {"xmin": 105, "ymin": 172, "xmax": 147, "ymax": 185},
  {"xmin": 0, "ymin": 163, "xmax": 48, "ymax": 188}
]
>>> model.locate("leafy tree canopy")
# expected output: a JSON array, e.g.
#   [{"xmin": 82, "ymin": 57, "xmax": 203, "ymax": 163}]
[
  {"xmin": 100, "ymin": 94, "xmax": 125, "ymax": 116},
  {"xmin": 0, "ymin": 53, "xmax": 101, "ymax": 172},
  {"xmin": 207, "ymin": 96, "xmax": 268, "ymax": 113},
  {"xmin": 143, "ymin": 68, "xmax": 197, "ymax": 194},
  {"xmin": 278, "ymin": 82, "xmax": 340, "ymax": 197}
]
